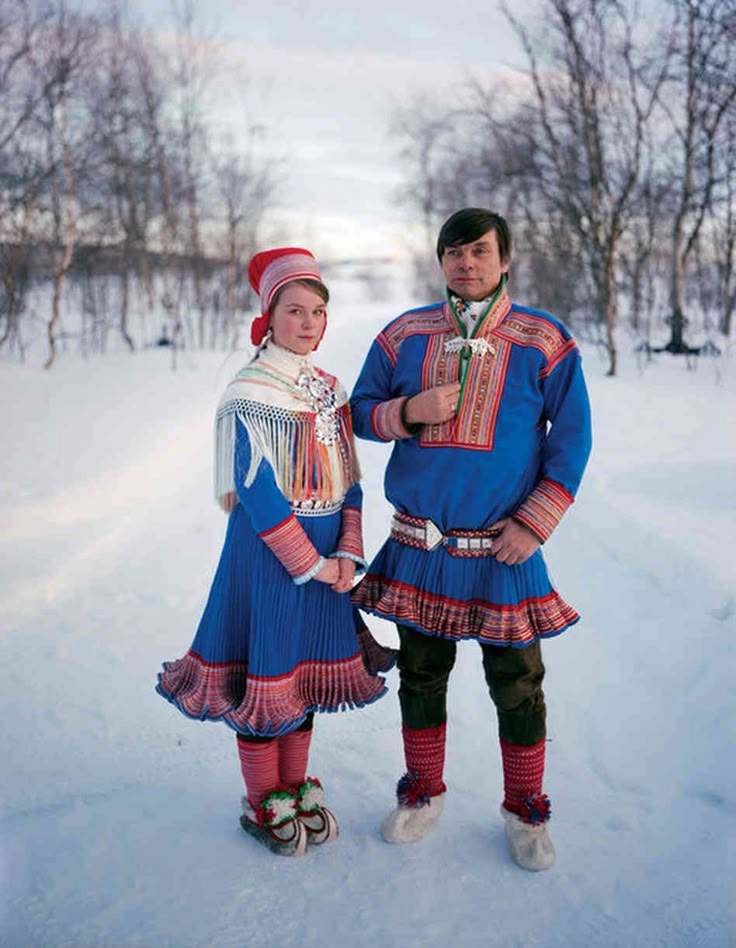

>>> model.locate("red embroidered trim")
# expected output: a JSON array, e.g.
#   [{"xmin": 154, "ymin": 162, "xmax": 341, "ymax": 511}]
[
  {"xmin": 418, "ymin": 334, "xmax": 511, "ymax": 450},
  {"xmin": 377, "ymin": 306, "xmax": 449, "ymax": 367},
  {"xmin": 494, "ymin": 312, "xmax": 575, "ymax": 374},
  {"xmin": 158, "ymin": 651, "xmax": 386, "ymax": 734},
  {"xmin": 352, "ymin": 577, "xmax": 579, "ymax": 646},
  {"xmin": 514, "ymin": 479, "xmax": 574, "ymax": 543},
  {"xmin": 541, "ymin": 338, "xmax": 577, "ymax": 378},
  {"xmin": 371, "ymin": 397, "xmax": 412, "ymax": 441},
  {"xmin": 337, "ymin": 506, "xmax": 364, "ymax": 560},
  {"xmin": 259, "ymin": 514, "xmax": 321, "ymax": 579}
]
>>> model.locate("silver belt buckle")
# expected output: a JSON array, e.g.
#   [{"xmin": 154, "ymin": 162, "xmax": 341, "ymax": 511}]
[{"xmin": 424, "ymin": 519, "xmax": 445, "ymax": 551}]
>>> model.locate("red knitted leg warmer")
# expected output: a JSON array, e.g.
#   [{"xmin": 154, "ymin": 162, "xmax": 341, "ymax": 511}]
[
  {"xmin": 500, "ymin": 738, "xmax": 551, "ymax": 825},
  {"xmin": 237, "ymin": 736, "xmax": 280, "ymax": 809},
  {"xmin": 277, "ymin": 728, "xmax": 312, "ymax": 786},
  {"xmin": 397, "ymin": 723, "xmax": 447, "ymax": 806}
]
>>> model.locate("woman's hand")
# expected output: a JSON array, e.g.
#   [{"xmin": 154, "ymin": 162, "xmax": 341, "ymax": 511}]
[
  {"xmin": 331, "ymin": 557, "xmax": 356, "ymax": 593},
  {"xmin": 314, "ymin": 558, "xmax": 340, "ymax": 585},
  {"xmin": 404, "ymin": 382, "xmax": 461, "ymax": 425}
]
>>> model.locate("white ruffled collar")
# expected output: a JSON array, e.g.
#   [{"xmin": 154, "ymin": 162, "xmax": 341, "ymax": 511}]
[{"xmin": 251, "ymin": 339, "xmax": 315, "ymax": 381}]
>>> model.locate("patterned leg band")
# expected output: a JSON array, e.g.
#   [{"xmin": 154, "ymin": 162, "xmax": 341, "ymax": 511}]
[{"xmin": 501, "ymin": 737, "xmax": 551, "ymax": 825}]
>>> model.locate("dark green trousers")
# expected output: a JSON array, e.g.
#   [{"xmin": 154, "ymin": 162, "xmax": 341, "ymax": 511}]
[{"xmin": 397, "ymin": 625, "xmax": 546, "ymax": 747}]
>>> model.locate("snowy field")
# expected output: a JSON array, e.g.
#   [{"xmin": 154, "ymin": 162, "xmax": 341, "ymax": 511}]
[{"xmin": 1, "ymin": 281, "xmax": 735, "ymax": 948}]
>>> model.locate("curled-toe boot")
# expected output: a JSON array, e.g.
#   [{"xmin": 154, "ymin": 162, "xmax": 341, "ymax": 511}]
[
  {"xmin": 240, "ymin": 790, "xmax": 308, "ymax": 857},
  {"xmin": 294, "ymin": 777, "xmax": 339, "ymax": 846}
]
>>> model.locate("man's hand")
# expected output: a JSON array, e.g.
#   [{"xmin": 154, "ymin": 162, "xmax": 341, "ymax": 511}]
[
  {"xmin": 488, "ymin": 518, "xmax": 541, "ymax": 565},
  {"xmin": 404, "ymin": 382, "xmax": 461, "ymax": 425},
  {"xmin": 314, "ymin": 558, "xmax": 340, "ymax": 585},
  {"xmin": 331, "ymin": 556, "xmax": 356, "ymax": 593}
]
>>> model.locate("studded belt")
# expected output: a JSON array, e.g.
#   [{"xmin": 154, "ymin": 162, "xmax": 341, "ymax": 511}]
[
  {"xmin": 390, "ymin": 511, "xmax": 501, "ymax": 558},
  {"xmin": 291, "ymin": 498, "xmax": 343, "ymax": 516}
]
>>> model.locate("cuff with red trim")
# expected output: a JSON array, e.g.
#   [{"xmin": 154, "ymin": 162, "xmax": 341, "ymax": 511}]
[
  {"xmin": 335, "ymin": 505, "xmax": 366, "ymax": 567},
  {"xmin": 513, "ymin": 479, "xmax": 574, "ymax": 543},
  {"xmin": 370, "ymin": 397, "xmax": 419, "ymax": 441},
  {"xmin": 259, "ymin": 514, "xmax": 323, "ymax": 583}
]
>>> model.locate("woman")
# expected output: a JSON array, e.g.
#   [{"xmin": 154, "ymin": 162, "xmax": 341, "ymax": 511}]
[{"xmin": 157, "ymin": 247, "xmax": 394, "ymax": 857}]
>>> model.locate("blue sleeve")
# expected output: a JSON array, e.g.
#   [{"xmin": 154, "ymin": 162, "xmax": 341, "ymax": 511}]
[
  {"xmin": 343, "ymin": 481, "xmax": 363, "ymax": 510},
  {"xmin": 350, "ymin": 339, "xmax": 395, "ymax": 442},
  {"xmin": 540, "ymin": 348, "xmax": 592, "ymax": 497},
  {"xmin": 233, "ymin": 417, "xmax": 294, "ymax": 533},
  {"xmin": 233, "ymin": 417, "xmax": 326, "ymax": 583},
  {"xmin": 350, "ymin": 339, "xmax": 416, "ymax": 443}
]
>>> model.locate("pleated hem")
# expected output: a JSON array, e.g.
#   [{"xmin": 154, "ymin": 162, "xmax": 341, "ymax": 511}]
[
  {"xmin": 351, "ymin": 575, "xmax": 580, "ymax": 647},
  {"xmin": 157, "ymin": 650, "xmax": 388, "ymax": 737}
]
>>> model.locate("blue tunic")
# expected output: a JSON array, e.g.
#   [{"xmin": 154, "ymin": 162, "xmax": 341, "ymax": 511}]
[{"xmin": 350, "ymin": 290, "xmax": 592, "ymax": 647}]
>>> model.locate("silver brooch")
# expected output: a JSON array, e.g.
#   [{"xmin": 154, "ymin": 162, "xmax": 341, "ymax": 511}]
[
  {"xmin": 444, "ymin": 336, "xmax": 496, "ymax": 357},
  {"xmin": 297, "ymin": 372, "xmax": 339, "ymax": 445}
]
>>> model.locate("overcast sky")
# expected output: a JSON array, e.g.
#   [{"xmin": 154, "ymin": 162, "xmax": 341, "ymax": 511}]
[{"xmin": 128, "ymin": 0, "xmax": 531, "ymax": 260}]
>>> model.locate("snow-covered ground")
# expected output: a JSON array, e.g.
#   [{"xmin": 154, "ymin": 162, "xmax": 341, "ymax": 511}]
[{"xmin": 1, "ymin": 282, "xmax": 735, "ymax": 948}]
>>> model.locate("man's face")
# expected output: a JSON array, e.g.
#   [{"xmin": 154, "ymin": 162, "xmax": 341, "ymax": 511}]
[{"xmin": 440, "ymin": 229, "xmax": 509, "ymax": 301}]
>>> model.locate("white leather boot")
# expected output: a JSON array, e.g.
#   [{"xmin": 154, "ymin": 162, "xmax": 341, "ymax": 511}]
[
  {"xmin": 501, "ymin": 804, "xmax": 556, "ymax": 870},
  {"xmin": 381, "ymin": 793, "xmax": 445, "ymax": 843}
]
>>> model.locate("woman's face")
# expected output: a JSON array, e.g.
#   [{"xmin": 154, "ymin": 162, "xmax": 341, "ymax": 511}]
[{"xmin": 269, "ymin": 283, "xmax": 327, "ymax": 355}]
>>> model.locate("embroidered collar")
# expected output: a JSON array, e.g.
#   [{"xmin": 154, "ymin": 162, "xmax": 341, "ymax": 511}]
[{"xmin": 446, "ymin": 276, "xmax": 511, "ymax": 339}]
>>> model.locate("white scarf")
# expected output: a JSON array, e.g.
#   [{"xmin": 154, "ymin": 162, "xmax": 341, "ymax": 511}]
[{"xmin": 214, "ymin": 341, "xmax": 360, "ymax": 512}]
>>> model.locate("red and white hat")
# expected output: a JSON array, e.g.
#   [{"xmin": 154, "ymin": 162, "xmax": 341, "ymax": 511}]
[{"xmin": 247, "ymin": 247, "xmax": 324, "ymax": 347}]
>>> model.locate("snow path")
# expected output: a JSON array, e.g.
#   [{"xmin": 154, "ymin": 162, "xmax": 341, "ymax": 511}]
[{"xmin": 1, "ymin": 332, "xmax": 735, "ymax": 948}]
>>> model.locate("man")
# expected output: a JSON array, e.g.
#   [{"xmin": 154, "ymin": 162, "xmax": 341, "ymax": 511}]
[{"xmin": 350, "ymin": 208, "xmax": 592, "ymax": 870}]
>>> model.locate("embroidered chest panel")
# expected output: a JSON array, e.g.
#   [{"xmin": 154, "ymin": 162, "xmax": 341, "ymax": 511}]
[
  {"xmin": 419, "ymin": 333, "xmax": 512, "ymax": 450},
  {"xmin": 378, "ymin": 307, "xmax": 447, "ymax": 366}
]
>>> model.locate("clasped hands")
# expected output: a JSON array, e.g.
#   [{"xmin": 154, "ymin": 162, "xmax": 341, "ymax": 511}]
[{"xmin": 315, "ymin": 556, "xmax": 355, "ymax": 592}]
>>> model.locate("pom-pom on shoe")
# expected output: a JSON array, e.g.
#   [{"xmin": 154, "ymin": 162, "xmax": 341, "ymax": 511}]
[
  {"xmin": 380, "ymin": 772, "xmax": 445, "ymax": 844},
  {"xmin": 240, "ymin": 790, "xmax": 307, "ymax": 857},
  {"xmin": 500, "ymin": 798, "xmax": 556, "ymax": 871},
  {"xmin": 294, "ymin": 777, "xmax": 339, "ymax": 846}
]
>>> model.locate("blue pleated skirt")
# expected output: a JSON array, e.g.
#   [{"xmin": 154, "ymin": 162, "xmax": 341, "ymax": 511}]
[
  {"xmin": 351, "ymin": 537, "xmax": 579, "ymax": 648},
  {"xmin": 157, "ymin": 504, "xmax": 393, "ymax": 736}
]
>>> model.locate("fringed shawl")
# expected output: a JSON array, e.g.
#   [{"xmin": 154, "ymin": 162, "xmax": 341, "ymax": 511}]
[{"xmin": 214, "ymin": 342, "xmax": 361, "ymax": 513}]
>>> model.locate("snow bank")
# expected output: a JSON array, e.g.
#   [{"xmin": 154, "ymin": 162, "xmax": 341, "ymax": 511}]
[{"xmin": 1, "ymin": 295, "xmax": 734, "ymax": 947}]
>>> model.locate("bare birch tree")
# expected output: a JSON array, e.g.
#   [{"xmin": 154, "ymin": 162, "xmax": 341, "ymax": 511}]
[
  {"xmin": 656, "ymin": 0, "xmax": 736, "ymax": 352},
  {"xmin": 0, "ymin": 0, "xmax": 277, "ymax": 365},
  {"xmin": 169, "ymin": 0, "xmax": 213, "ymax": 350},
  {"xmin": 502, "ymin": 0, "xmax": 668, "ymax": 375},
  {"xmin": 31, "ymin": 1, "xmax": 95, "ymax": 369},
  {"xmin": 712, "ymin": 104, "xmax": 736, "ymax": 337},
  {"xmin": 214, "ymin": 132, "xmax": 275, "ymax": 348},
  {"xmin": 0, "ymin": 0, "xmax": 51, "ymax": 356}
]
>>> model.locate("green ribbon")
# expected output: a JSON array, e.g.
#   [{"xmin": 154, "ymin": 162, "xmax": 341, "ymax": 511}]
[{"xmin": 446, "ymin": 274, "xmax": 507, "ymax": 409}]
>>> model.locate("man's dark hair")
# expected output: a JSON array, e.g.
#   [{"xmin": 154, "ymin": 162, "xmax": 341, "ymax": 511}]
[{"xmin": 436, "ymin": 208, "xmax": 512, "ymax": 262}]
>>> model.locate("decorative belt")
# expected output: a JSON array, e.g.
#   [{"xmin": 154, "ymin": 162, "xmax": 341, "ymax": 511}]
[
  {"xmin": 390, "ymin": 511, "xmax": 500, "ymax": 558},
  {"xmin": 291, "ymin": 498, "xmax": 343, "ymax": 516}
]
